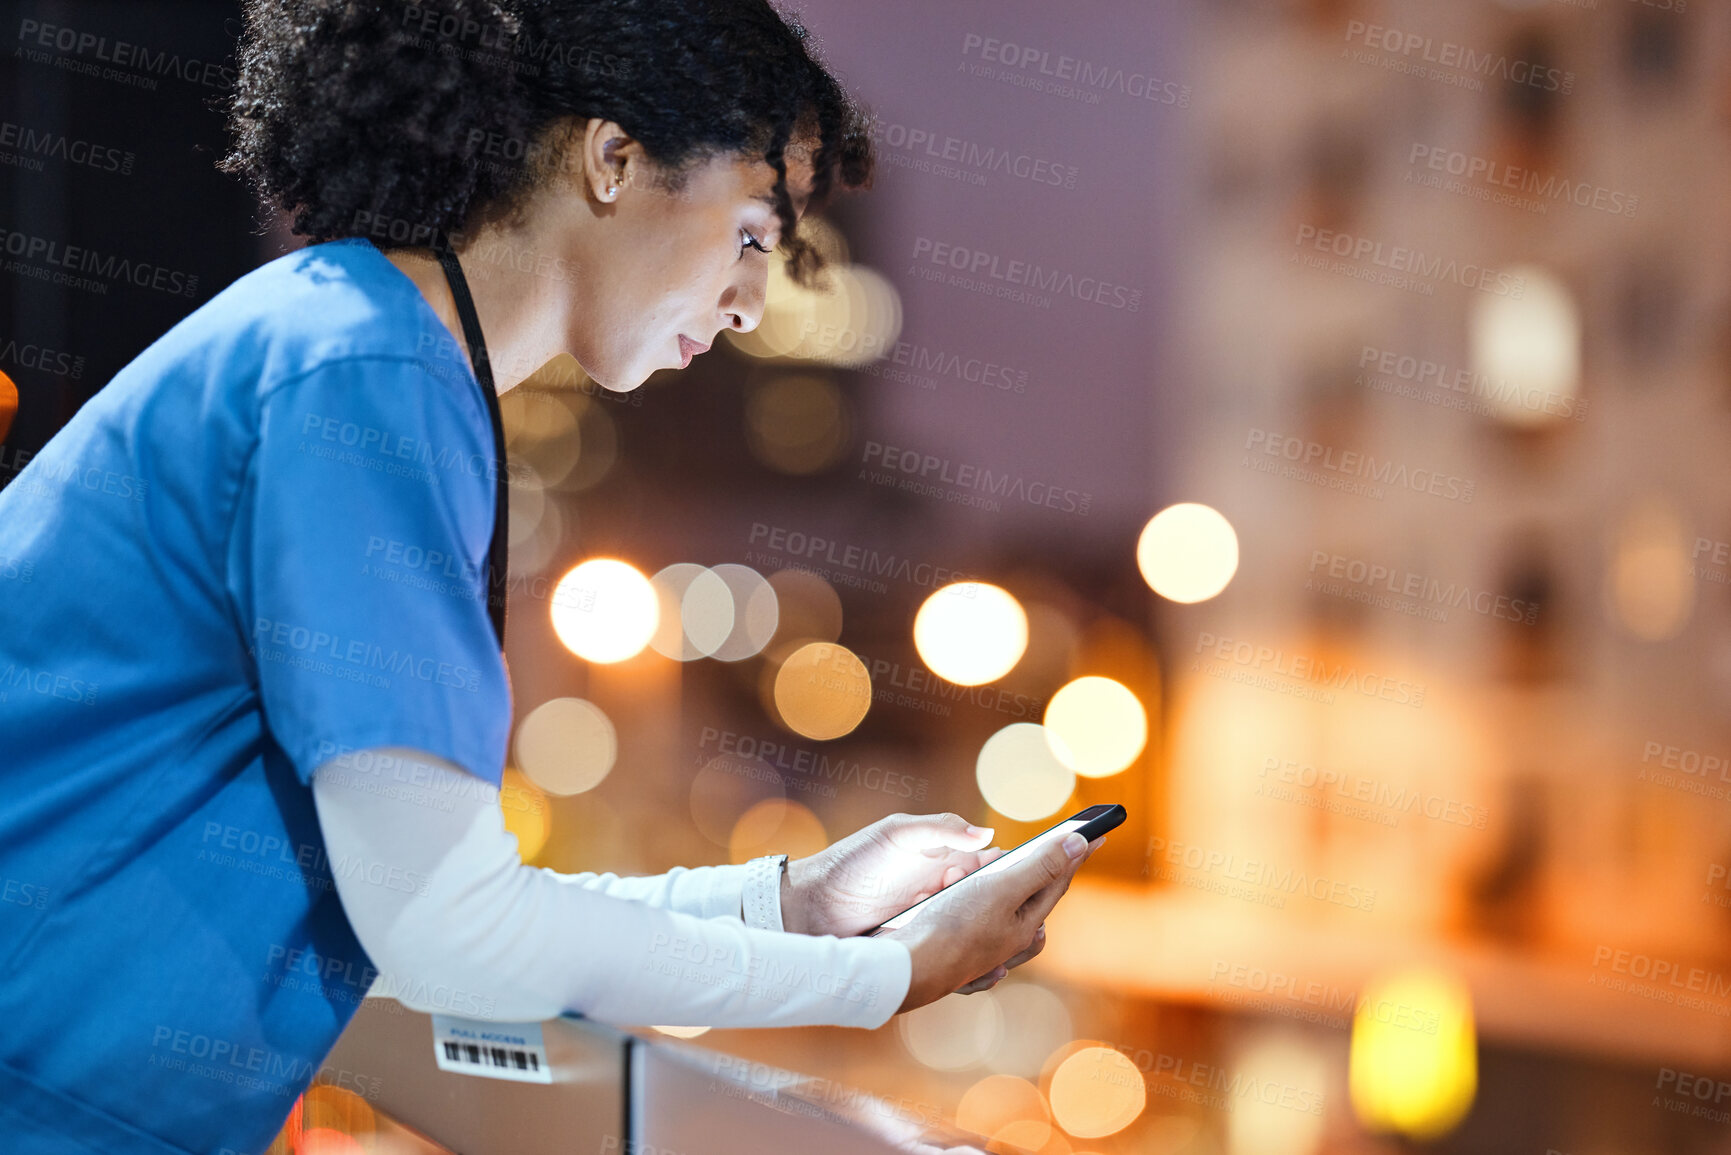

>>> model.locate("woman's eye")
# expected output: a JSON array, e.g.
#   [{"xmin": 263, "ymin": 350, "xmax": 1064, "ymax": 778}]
[{"xmin": 739, "ymin": 229, "xmax": 773, "ymax": 259}]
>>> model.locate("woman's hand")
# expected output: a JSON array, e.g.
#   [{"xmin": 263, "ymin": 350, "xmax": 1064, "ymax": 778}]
[
  {"xmin": 780, "ymin": 811, "xmax": 1103, "ymax": 1009},
  {"xmin": 781, "ymin": 812, "xmax": 1003, "ymax": 939},
  {"xmin": 881, "ymin": 829, "xmax": 1100, "ymax": 1013}
]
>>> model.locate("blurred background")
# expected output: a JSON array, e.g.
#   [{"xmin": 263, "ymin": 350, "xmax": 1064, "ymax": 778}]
[{"xmin": 5, "ymin": 0, "xmax": 1731, "ymax": 1151}]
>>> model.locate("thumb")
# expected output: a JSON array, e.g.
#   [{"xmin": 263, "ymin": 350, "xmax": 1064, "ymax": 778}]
[
  {"xmin": 990, "ymin": 831, "xmax": 1086, "ymax": 917},
  {"xmin": 885, "ymin": 812, "xmax": 994, "ymax": 853}
]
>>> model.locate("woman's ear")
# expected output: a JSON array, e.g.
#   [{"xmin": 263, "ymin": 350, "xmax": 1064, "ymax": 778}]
[{"xmin": 580, "ymin": 118, "xmax": 642, "ymax": 205}]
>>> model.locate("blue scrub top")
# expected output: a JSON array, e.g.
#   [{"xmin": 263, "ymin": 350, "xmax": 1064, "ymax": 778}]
[{"xmin": 0, "ymin": 238, "xmax": 512, "ymax": 1154}]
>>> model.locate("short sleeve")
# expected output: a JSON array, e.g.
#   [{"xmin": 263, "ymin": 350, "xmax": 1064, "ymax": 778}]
[{"xmin": 229, "ymin": 355, "xmax": 511, "ymax": 787}]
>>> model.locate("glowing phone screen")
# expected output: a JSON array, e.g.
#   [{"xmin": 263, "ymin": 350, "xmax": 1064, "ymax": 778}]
[{"xmin": 874, "ymin": 817, "xmax": 1089, "ymax": 932}]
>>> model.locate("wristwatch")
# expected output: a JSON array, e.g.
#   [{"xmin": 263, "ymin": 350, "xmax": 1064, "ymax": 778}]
[{"xmin": 742, "ymin": 853, "xmax": 788, "ymax": 932}]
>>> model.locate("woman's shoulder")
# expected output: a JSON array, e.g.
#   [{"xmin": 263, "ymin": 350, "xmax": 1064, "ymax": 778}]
[
  {"xmin": 212, "ymin": 238, "xmax": 448, "ymax": 375},
  {"xmin": 82, "ymin": 237, "xmax": 477, "ymax": 452}
]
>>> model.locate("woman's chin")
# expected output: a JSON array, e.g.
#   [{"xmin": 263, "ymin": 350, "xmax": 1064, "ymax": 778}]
[
  {"xmin": 583, "ymin": 362, "xmax": 642, "ymax": 394},
  {"xmin": 605, "ymin": 358, "xmax": 668, "ymax": 393}
]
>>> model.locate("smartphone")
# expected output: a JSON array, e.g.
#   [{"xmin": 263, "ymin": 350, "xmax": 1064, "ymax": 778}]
[{"xmin": 863, "ymin": 803, "xmax": 1127, "ymax": 936}]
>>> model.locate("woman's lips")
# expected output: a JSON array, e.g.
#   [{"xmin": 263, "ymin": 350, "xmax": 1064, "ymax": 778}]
[{"xmin": 677, "ymin": 334, "xmax": 710, "ymax": 368}]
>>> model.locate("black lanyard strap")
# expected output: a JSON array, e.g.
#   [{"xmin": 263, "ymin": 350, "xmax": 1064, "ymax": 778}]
[{"xmin": 431, "ymin": 233, "xmax": 510, "ymax": 649}]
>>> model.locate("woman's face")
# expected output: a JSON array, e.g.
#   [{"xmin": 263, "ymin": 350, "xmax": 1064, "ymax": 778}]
[{"xmin": 544, "ymin": 124, "xmax": 814, "ymax": 392}]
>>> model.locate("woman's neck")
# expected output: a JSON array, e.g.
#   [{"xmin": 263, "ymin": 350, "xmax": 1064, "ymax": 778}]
[{"xmin": 381, "ymin": 225, "xmax": 571, "ymax": 393}]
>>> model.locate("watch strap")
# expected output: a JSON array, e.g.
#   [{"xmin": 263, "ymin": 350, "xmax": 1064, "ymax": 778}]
[{"xmin": 742, "ymin": 854, "xmax": 788, "ymax": 932}]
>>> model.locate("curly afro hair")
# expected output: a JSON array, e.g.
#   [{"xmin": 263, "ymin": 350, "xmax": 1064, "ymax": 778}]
[{"xmin": 220, "ymin": 0, "xmax": 874, "ymax": 284}]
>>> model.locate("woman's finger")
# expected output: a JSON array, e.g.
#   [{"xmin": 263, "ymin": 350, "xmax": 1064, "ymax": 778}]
[
  {"xmin": 884, "ymin": 812, "xmax": 994, "ymax": 853},
  {"xmin": 954, "ymin": 965, "xmax": 1008, "ymax": 994},
  {"xmin": 1000, "ymin": 924, "xmax": 1047, "ymax": 972}
]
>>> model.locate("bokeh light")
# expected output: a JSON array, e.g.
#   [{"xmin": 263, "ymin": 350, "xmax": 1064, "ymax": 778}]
[
  {"xmin": 680, "ymin": 567, "xmax": 735, "ymax": 657},
  {"xmin": 550, "ymin": 558, "xmax": 658, "ymax": 663},
  {"xmin": 1042, "ymin": 676, "xmax": 1147, "ymax": 778},
  {"xmin": 993, "ymin": 1121, "xmax": 1072, "ymax": 1155},
  {"xmin": 301, "ymin": 1083, "xmax": 374, "ymax": 1139},
  {"xmin": 0, "ymin": 369, "xmax": 16, "ymax": 445},
  {"xmin": 1015, "ymin": 601, "xmax": 1084, "ymax": 690},
  {"xmin": 957, "ymin": 1073, "xmax": 1050, "ymax": 1141},
  {"xmin": 273, "ymin": 1097, "xmax": 305, "ymax": 1155},
  {"xmin": 289, "ymin": 1083, "xmax": 373, "ymax": 1155},
  {"xmin": 499, "ymin": 767, "xmax": 551, "ymax": 861},
  {"xmin": 1048, "ymin": 1046, "xmax": 1145, "ymax": 1139},
  {"xmin": 913, "ymin": 582, "xmax": 1029, "ymax": 686},
  {"xmin": 505, "ymin": 467, "xmax": 565, "ymax": 577},
  {"xmin": 1141, "ymin": 1117, "xmax": 1203, "ymax": 1155},
  {"xmin": 728, "ymin": 798, "xmax": 828, "ymax": 864},
  {"xmin": 1349, "ymin": 969, "xmax": 1477, "ymax": 1140},
  {"xmin": 647, "ymin": 564, "xmax": 775, "ymax": 661},
  {"xmin": 506, "ymin": 465, "xmax": 547, "ymax": 548},
  {"xmin": 1136, "ymin": 503, "xmax": 1239, "ymax": 603},
  {"xmin": 798, "ymin": 264, "xmax": 903, "ymax": 368},
  {"xmin": 977, "ymin": 723, "xmax": 1076, "ymax": 822},
  {"xmin": 763, "ymin": 568, "xmax": 845, "ymax": 663},
  {"xmin": 689, "ymin": 753, "xmax": 785, "ymax": 847},
  {"xmin": 745, "ymin": 374, "xmax": 852, "ymax": 474},
  {"xmin": 648, "ymin": 563, "xmax": 724, "ymax": 661},
  {"xmin": 556, "ymin": 394, "xmax": 620, "ymax": 494},
  {"xmin": 513, "ymin": 357, "xmax": 620, "ymax": 493},
  {"xmin": 985, "ymin": 982, "xmax": 1075, "ymax": 1079},
  {"xmin": 296, "ymin": 1130, "xmax": 364, "ymax": 1155},
  {"xmin": 898, "ymin": 992, "xmax": 1004, "ymax": 1071},
  {"xmin": 499, "ymin": 386, "xmax": 580, "ymax": 488},
  {"xmin": 515, "ymin": 697, "xmax": 618, "ymax": 796},
  {"xmin": 1607, "ymin": 499, "xmax": 1695, "ymax": 640},
  {"xmin": 708, "ymin": 564, "xmax": 780, "ymax": 662},
  {"xmin": 772, "ymin": 642, "xmax": 873, "ymax": 740},
  {"xmin": 1225, "ymin": 1033, "xmax": 1328, "ymax": 1155},
  {"xmin": 1469, "ymin": 265, "xmax": 1582, "ymax": 428}
]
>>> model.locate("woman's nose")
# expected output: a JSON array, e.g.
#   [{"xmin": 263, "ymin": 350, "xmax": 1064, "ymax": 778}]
[{"xmin": 721, "ymin": 269, "xmax": 768, "ymax": 334}]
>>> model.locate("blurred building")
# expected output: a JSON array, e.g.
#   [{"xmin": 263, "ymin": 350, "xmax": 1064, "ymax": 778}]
[{"xmin": 7, "ymin": 1, "xmax": 1731, "ymax": 1153}]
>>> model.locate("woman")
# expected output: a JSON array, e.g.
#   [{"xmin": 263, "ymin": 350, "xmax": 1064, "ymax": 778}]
[{"xmin": 0, "ymin": 2, "xmax": 1103, "ymax": 1152}]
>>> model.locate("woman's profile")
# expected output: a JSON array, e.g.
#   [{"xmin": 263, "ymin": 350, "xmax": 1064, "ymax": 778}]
[{"xmin": 0, "ymin": 3, "xmax": 1103, "ymax": 1152}]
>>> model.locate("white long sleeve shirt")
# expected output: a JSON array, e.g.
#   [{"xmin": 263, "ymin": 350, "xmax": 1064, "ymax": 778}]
[{"xmin": 310, "ymin": 749, "xmax": 913, "ymax": 1028}]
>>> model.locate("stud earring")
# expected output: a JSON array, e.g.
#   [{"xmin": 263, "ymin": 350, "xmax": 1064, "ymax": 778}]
[{"xmin": 604, "ymin": 183, "xmax": 617, "ymax": 200}]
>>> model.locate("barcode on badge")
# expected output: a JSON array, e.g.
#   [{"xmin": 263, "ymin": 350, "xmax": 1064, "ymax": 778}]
[
  {"xmin": 430, "ymin": 1014, "xmax": 553, "ymax": 1084},
  {"xmin": 442, "ymin": 1040, "xmax": 540, "ymax": 1071}
]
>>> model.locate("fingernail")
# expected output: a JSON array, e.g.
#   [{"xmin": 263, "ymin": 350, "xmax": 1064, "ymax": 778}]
[
  {"xmin": 1063, "ymin": 832, "xmax": 1087, "ymax": 857},
  {"xmin": 967, "ymin": 824, "xmax": 992, "ymax": 838}
]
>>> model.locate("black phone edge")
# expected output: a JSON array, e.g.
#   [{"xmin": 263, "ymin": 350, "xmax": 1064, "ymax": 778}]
[{"xmin": 1070, "ymin": 802, "xmax": 1127, "ymax": 841}]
